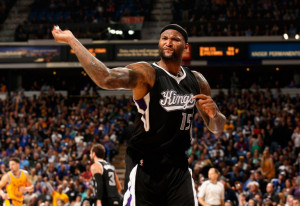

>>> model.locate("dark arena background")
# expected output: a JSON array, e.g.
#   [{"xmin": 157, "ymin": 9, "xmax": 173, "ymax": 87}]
[{"xmin": 0, "ymin": 0, "xmax": 299, "ymax": 205}]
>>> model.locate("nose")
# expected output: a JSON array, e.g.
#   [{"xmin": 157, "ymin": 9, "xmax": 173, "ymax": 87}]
[{"xmin": 165, "ymin": 38, "xmax": 173, "ymax": 47}]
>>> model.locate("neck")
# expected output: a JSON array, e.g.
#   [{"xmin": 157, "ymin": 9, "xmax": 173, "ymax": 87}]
[
  {"xmin": 93, "ymin": 157, "xmax": 104, "ymax": 162},
  {"xmin": 157, "ymin": 59, "xmax": 182, "ymax": 75},
  {"xmin": 210, "ymin": 179, "xmax": 218, "ymax": 184},
  {"xmin": 12, "ymin": 170, "xmax": 20, "ymax": 176}
]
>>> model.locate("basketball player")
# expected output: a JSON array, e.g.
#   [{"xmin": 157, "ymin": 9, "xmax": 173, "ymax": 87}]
[
  {"xmin": 52, "ymin": 23, "xmax": 226, "ymax": 206},
  {"xmin": 0, "ymin": 157, "xmax": 34, "ymax": 206},
  {"xmin": 90, "ymin": 143, "xmax": 122, "ymax": 206}
]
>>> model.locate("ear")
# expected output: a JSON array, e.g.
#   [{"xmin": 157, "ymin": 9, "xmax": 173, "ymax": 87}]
[{"xmin": 184, "ymin": 43, "xmax": 189, "ymax": 50}]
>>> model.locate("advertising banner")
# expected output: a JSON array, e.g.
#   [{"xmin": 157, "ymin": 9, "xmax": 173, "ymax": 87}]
[
  {"xmin": 0, "ymin": 46, "xmax": 61, "ymax": 63},
  {"xmin": 249, "ymin": 43, "xmax": 300, "ymax": 59}
]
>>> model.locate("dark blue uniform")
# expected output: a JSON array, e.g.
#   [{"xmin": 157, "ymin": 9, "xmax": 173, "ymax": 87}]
[
  {"xmin": 92, "ymin": 160, "xmax": 122, "ymax": 206},
  {"xmin": 123, "ymin": 63, "xmax": 200, "ymax": 206}
]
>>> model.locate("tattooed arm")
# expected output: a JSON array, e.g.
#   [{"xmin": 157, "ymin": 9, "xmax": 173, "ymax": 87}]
[
  {"xmin": 192, "ymin": 71, "xmax": 226, "ymax": 134},
  {"xmin": 51, "ymin": 27, "xmax": 155, "ymax": 100}
]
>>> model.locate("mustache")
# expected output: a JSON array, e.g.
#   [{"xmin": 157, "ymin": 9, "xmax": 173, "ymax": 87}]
[
  {"xmin": 163, "ymin": 46, "xmax": 174, "ymax": 51},
  {"xmin": 159, "ymin": 50, "xmax": 177, "ymax": 61}
]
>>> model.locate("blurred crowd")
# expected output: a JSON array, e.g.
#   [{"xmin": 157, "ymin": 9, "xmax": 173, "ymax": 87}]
[
  {"xmin": 14, "ymin": 0, "xmax": 153, "ymax": 41},
  {"xmin": 172, "ymin": 0, "xmax": 299, "ymax": 37},
  {"xmin": 190, "ymin": 85, "xmax": 300, "ymax": 205},
  {"xmin": 0, "ymin": 85, "xmax": 136, "ymax": 205},
  {"xmin": 12, "ymin": 0, "xmax": 300, "ymax": 41},
  {"xmin": 0, "ymin": 0, "xmax": 16, "ymax": 24},
  {"xmin": 0, "ymin": 74, "xmax": 299, "ymax": 205},
  {"xmin": 27, "ymin": 0, "xmax": 152, "ymax": 24}
]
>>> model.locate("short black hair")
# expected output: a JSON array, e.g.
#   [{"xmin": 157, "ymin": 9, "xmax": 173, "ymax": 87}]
[
  {"xmin": 160, "ymin": 24, "xmax": 188, "ymax": 43},
  {"xmin": 91, "ymin": 144, "xmax": 105, "ymax": 159}
]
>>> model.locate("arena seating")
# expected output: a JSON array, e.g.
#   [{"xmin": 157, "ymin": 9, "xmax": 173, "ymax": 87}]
[
  {"xmin": 9, "ymin": 0, "xmax": 300, "ymax": 40},
  {"xmin": 14, "ymin": 0, "xmax": 153, "ymax": 40},
  {"xmin": 172, "ymin": 0, "xmax": 299, "ymax": 37},
  {"xmin": 0, "ymin": 0, "xmax": 17, "ymax": 24}
]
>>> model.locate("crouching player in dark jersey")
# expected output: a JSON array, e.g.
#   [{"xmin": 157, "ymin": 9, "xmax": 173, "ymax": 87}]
[{"xmin": 90, "ymin": 144, "xmax": 122, "ymax": 206}]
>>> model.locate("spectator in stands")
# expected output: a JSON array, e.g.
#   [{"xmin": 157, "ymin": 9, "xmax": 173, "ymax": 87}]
[
  {"xmin": 234, "ymin": 181, "xmax": 244, "ymax": 196},
  {"xmin": 286, "ymin": 194, "xmax": 294, "ymax": 206},
  {"xmin": 220, "ymin": 177, "xmax": 239, "ymax": 206},
  {"xmin": 292, "ymin": 126, "xmax": 300, "ymax": 156},
  {"xmin": 294, "ymin": 198, "xmax": 300, "ymax": 206},
  {"xmin": 81, "ymin": 164, "xmax": 92, "ymax": 181},
  {"xmin": 245, "ymin": 181, "xmax": 261, "ymax": 201},
  {"xmin": 237, "ymin": 155, "xmax": 248, "ymax": 172},
  {"xmin": 253, "ymin": 170, "xmax": 268, "ymax": 195},
  {"xmin": 251, "ymin": 149, "xmax": 261, "ymax": 169},
  {"xmin": 271, "ymin": 171, "xmax": 287, "ymax": 193},
  {"xmin": 45, "ymin": 183, "xmax": 69, "ymax": 206},
  {"xmin": 248, "ymin": 198, "xmax": 257, "ymax": 206},
  {"xmin": 282, "ymin": 178, "xmax": 294, "ymax": 198},
  {"xmin": 81, "ymin": 187, "xmax": 95, "ymax": 205},
  {"xmin": 262, "ymin": 183, "xmax": 280, "ymax": 205},
  {"xmin": 287, "ymin": 80, "xmax": 297, "ymax": 88},
  {"xmin": 260, "ymin": 147, "xmax": 275, "ymax": 181},
  {"xmin": 288, "ymin": 24, "xmax": 297, "ymax": 37},
  {"xmin": 66, "ymin": 182, "xmax": 79, "ymax": 203},
  {"xmin": 238, "ymin": 193, "xmax": 247, "ymax": 206},
  {"xmin": 291, "ymin": 176, "xmax": 300, "ymax": 199},
  {"xmin": 235, "ymin": 136, "xmax": 248, "ymax": 157},
  {"xmin": 243, "ymin": 170, "xmax": 256, "ymax": 191},
  {"xmin": 101, "ymin": 134, "xmax": 117, "ymax": 162},
  {"xmin": 37, "ymin": 185, "xmax": 52, "ymax": 204}
]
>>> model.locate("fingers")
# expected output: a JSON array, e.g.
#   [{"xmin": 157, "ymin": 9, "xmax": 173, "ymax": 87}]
[
  {"xmin": 196, "ymin": 98, "xmax": 215, "ymax": 108},
  {"xmin": 198, "ymin": 101, "xmax": 215, "ymax": 108},
  {"xmin": 194, "ymin": 94, "xmax": 213, "ymax": 105},
  {"xmin": 194, "ymin": 94, "xmax": 216, "ymax": 117},
  {"xmin": 51, "ymin": 26, "xmax": 59, "ymax": 37},
  {"xmin": 2, "ymin": 194, "xmax": 8, "ymax": 199},
  {"xmin": 193, "ymin": 94, "xmax": 209, "ymax": 100},
  {"xmin": 51, "ymin": 25, "xmax": 61, "ymax": 37},
  {"xmin": 52, "ymin": 25, "xmax": 61, "ymax": 31},
  {"xmin": 51, "ymin": 25, "xmax": 63, "ymax": 42}
]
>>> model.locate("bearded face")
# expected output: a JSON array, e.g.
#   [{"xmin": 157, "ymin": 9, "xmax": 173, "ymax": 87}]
[
  {"xmin": 158, "ymin": 44, "xmax": 182, "ymax": 61},
  {"xmin": 158, "ymin": 30, "xmax": 186, "ymax": 62}
]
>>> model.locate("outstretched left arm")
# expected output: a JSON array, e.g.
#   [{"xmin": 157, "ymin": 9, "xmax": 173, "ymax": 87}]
[{"xmin": 192, "ymin": 71, "xmax": 226, "ymax": 134}]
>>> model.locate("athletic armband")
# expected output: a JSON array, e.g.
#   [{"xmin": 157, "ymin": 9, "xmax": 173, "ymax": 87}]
[{"xmin": 94, "ymin": 173, "xmax": 104, "ymax": 200}]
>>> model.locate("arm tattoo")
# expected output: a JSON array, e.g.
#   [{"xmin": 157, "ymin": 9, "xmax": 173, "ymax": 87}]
[
  {"xmin": 193, "ymin": 71, "xmax": 226, "ymax": 134},
  {"xmin": 69, "ymin": 38, "xmax": 140, "ymax": 90}
]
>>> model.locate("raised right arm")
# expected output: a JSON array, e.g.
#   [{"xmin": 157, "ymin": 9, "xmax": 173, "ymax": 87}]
[
  {"xmin": 45, "ymin": 181, "xmax": 54, "ymax": 194},
  {"xmin": 51, "ymin": 27, "xmax": 155, "ymax": 100}
]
